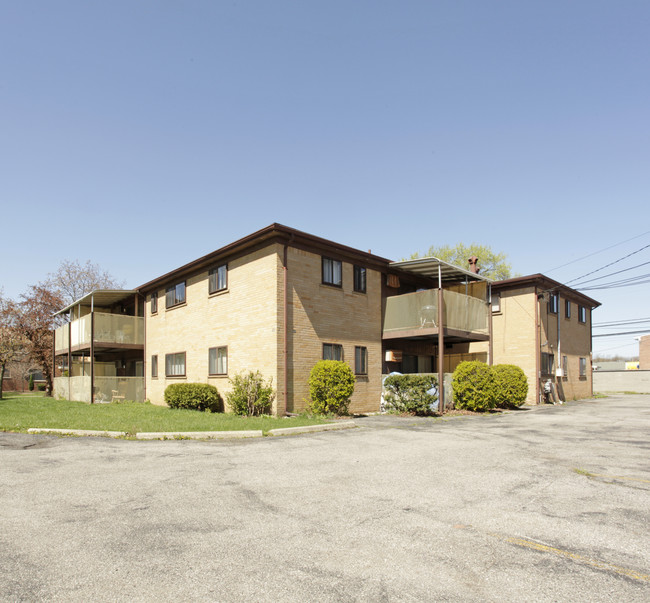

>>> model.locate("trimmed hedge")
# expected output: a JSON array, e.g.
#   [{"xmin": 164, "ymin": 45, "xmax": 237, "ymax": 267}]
[
  {"xmin": 383, "ymin": 374, "xmax": 438, "ymax": 415},
  {"xmin": 491, "ymin": 364, "xmax": 528, "ymax": 408},
  {"xmin": 164, "ymin": 383, "xmax": 221, "ymax": 412},
  {"xmin": 308, "ymin": 360, "xmax": 355, "ymax": 416},
  {"xmin": 452, "ymin": 361, "xmax": 529, "ymax": 411},
  {"xmin": 452, "ymin": 361, "xmax": 496, "ymax": 411},
  {"xmin": 226, "ymin": 371, "xmax": 275, "ymax": 416}
]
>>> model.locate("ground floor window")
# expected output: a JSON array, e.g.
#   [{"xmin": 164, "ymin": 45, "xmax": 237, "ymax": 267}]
[
  {"xmin": 541, "ymin": 352, "xmax": 554, "ymax": 376},
  {"xmin": 323, "ymin": 343, "xmax": 343, "ymax": 361},
  {"xmin": 165, "ymin": 352, "xmax": 186, "ymax": 377},
  {"xmin": 355, "ymin": 346, "xmax": 367, "ymax": 375},
  {"xmin": 209, "ymin": 346, "xmax": 228, "ymax": 375},
  {"xmin": 579, "ymin": 357, "xmax": 587, "ymax": 377},
  {"xmin": 151, "ymin": 355, "xmax": 158, "ymax": 378}
]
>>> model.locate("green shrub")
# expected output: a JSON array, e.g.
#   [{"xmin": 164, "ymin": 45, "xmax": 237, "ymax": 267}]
[
  {"xmin": 226, "ymin": 371, "xmax": 275, "ymax": 416},
  {"xmin": 28, "ymin": 374, "xmax": 34, "ymax": 391},
  {"xmin": 383, "ymin": 374, "xmax": 438, "ymax": 415},
  {"xmin": 308, "ymin": 360, "xmax": 355, "ymax": 415},
  {"xmin": 164, "ymin": 383, "xmax": 221, "ymax": 412},
  {"xmin": 492, "ymin": 364, "xmax": 528, "ymax": 408},
  {"xmin": 452, "ymin": 361, "xmax": 495, "ymax": 411}
]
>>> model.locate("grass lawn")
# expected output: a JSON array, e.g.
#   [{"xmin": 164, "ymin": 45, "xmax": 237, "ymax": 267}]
[{"xmin": 0, "ymin": 392, "xmax": 330, "ymax": 435}]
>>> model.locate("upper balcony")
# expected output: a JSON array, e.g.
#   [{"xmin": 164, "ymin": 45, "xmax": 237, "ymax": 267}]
[
  {"xmin": 55, "ymin": 312, "xmax": 144, "ymax": 354},
  {"xmin": 383, "ymin": 288, "xmax": 489, "ymax": 341}
]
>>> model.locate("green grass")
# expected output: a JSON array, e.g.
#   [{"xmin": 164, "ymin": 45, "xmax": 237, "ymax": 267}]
[{"xmin": 0, "ymin": 392, "xmax": 330, "ymax": 435}]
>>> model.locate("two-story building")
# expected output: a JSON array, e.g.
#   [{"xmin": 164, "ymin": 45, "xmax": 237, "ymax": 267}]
[{"xmin": 54, "ymin": 224, "xmax": 491, "ymax": 414}]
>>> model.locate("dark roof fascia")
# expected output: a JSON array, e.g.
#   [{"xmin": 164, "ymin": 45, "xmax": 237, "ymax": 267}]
[
  {"xmin": 137, "ymin": 223, "xmax": 393, "ymax": 294},
  {"xmin": 492, "ymin": 274, "xmax": 601, "ymax": 308}
]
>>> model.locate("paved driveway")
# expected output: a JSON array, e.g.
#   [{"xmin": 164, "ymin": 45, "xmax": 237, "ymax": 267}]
[{"xmin": 1, "ymin": 395, "xmax": 649, "ymax": 602}]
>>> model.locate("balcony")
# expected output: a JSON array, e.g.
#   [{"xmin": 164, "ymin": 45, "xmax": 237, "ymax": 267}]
[
  {"xmin": 55, "ymin": 313, "xmax": 144, "ymax": 353},
  {"xmin": 383, "ymin": 289, "xmax": 489, "ymax": 341}
]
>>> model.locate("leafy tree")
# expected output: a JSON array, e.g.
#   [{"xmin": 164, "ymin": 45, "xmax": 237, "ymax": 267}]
[
  {"xmin": 14, "ymin": 285, "xmax": 64, "ymax": 396},
  {"xmin": 43, "ymin": 259, "xmax": 125, "ymax": 305},
  {"xmin": 408, "ymin": 243, "xmax": 513, "ymax": 280},
  {"xmin": 0, "ymin": 294, "xmax": 26, "ymax": 400}
]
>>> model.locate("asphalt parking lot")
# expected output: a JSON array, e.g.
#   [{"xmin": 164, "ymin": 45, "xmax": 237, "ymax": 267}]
[{"xmin": 1, "ymin": 395, "xmax": 649, "ymax": 602}]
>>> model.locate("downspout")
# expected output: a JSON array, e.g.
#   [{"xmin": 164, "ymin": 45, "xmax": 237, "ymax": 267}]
[
  {"xmin": 90, "ymin": 293, "xmax": 95, "ymax": 404},
  {"xmin": 589, "ymin": 306, "xmax": 594, "ymax": 397},
  {"xmin": 143, "ymin": 293, "xmax": 147, "ymax": 403},
  {"xmin": 437, "ymin": 264, "xmax": 445, "ymax": 412},
  {"xmin": 68, "ymin": 318, "xmax": 72, "ymax": 398},
  {"xmin": 282, "ymin": 235, "xmax": 294, "ymax": 415},
  {"xmin": 488, "ymin": 283, "xmax": 493, "ymax": 366},
  {"xmin": 557, "ymin": 292, "xmax": 562, "ymax": 401},
  {"xmin": 535, "ymin": 286, "xmax": 540, "ymax": 404}
]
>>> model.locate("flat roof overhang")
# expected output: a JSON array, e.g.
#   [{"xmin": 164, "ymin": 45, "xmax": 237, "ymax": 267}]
[
  {"xmin": 389, "ymin": 258, "xmax": 492, "ymax": 285},
  {"xmin": 54, "ymin": 290, "xmax": 138, "ymax": 316},
  {"xmin": 383, "ymin": 328, "xmax": 489, "ymax": 343}
]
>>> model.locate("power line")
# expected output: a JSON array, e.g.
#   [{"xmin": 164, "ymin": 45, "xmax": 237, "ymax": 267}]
[
  {"xmin": 593, "ymin": 330, "xmax": 650, "ymax": 338},
  {"xmin": 569, "ymin": 260, "xmax": 650, "ymax": 287},
  {"xmin": 544, "ymin": 230, "xmax": 650, "ymax": 273},
  {"xmin": 594, "ymin": 317, "xmax": 650, "ymax": 327},
  {"xmin": 564, "ymin": 242, "xmax": 650, "ymax": 286}
]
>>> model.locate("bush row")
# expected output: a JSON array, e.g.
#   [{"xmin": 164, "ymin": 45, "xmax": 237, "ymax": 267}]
[
  {"xmin": 452, "ymin": 361, "xmax": 528, "ymax": 411},
  {"xmin": 382, "ymin": 374, "xmax": 438, "ymax": 415}
]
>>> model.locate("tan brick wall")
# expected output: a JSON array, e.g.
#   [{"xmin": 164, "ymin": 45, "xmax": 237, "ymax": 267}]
[
  {"xmin": 145, "ymin": 245, "xmax": 281, "ymax": 412},
  {"xmin": 473, "ymin": 286, "xmax": 594, "ymax": 404},
  {"xmin": 285, "ymin": 247, "xmax": 383, "ymax": 414},
  {"xmin": 639, "ymin": 335, "xmax": 650, "ymax": 370}
]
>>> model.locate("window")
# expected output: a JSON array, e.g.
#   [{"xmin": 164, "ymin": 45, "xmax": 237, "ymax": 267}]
[
  {"xmin": 322, "ymin": 257, "xmax": 342, "ymax": 287},
  {"xmin": 491, "ymin": 291, "xmax": 501, "ymax": 313},
  {"xmin": 353, "ymin": 265, "xmax": 366, "ymax": 293},
  {"xmin": 578, "ymin": 306, "xmax": 586, "ymax": 323},
  {"xmin": 151, "ymin": 292, "xmax": 158, "ymax": 314},
  {"xmin": 579, "ymin": 357, "xmax": 587, "ymax": 377},
  {"xmin": 151, "ymin": 355, "xmax": 158, "ymax": 378},
  {"xmin": 541, "ymin": 352, "xmax": 554, "ymax": 375},
  {"xmin": 355, "ymin": 346, "xmax": 368, "ymax": 375},
  {"xmin": 565, "ymin": 299, "xmax": 571, "ymax": 319},
  {"xmin": 208, "ymin": 346, "xmax": 228, "ymax": 375},
  {"xmin": 209, "ymin": 264, "xmax": 228, "ymax": 294},
  {"xmin": 166, "ymin": 281, "xmax": 186, "ymax": 308},
  {"xmin": 562, "ymin": 355, "xmax": 568, "ymax": 377},
  {"xmin": 548, "ymin": 293, "xmax": 558, "ymax": 314},
  {"xmin": 323, "ymin": 343, "xmax": 343, "ymax": 361},
  {"xmin": 165, "ymin": 352, "xmax": 186, "ymax": 377}
]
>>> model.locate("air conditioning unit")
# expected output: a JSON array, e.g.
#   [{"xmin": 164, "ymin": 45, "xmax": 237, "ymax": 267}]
[{"xmin": 385, "ymin": 350, "xmax": 402, "ymax": 362}]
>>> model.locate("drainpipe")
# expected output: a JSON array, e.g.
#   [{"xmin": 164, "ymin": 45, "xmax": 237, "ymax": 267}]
[
  {"xmin": 437, "ymin": 264, "xmax": 445, "ymax": 412},
  {"xmin": 557, "ymin": 292, "xmax": 562, "ymax": 401},
  {"xmin": 282, "ymin": 236, "xmax": 294, "ymax": 415},
  {"xmin": 535, "ymin": 286, "xmax": 540, "ymax": 404},
  {"xmin": 488, "ymin": 283, "xmax": 493, "ymax": 366},
  {"xmin": 90, "ymin": 294, "xmax": 95, "ymax": 404}
]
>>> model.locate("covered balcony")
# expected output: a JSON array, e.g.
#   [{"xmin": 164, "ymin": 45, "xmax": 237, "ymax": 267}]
[{"xmin": 53, "ymin": 290, "xmax": 145, "ymax": 403}]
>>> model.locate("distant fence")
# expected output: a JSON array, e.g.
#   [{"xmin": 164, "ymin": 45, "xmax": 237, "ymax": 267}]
[{"xmin": 593, "ymin": 370, "xmax": 650, "ymax": 394}]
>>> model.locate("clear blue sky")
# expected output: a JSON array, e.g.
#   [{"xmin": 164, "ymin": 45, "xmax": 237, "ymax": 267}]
[{"xmin": 2, "ymin": 1, "xmax": 649, "ymax": 357}]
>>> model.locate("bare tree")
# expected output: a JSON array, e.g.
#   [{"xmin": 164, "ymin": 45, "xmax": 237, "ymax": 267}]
[
  {"xmin": 43, "ymin": 259, "xmax": 125, "ymax": 306},
  {"xmin": 0, "ymin": 294, "xmax": 26, "ymax": 399}
]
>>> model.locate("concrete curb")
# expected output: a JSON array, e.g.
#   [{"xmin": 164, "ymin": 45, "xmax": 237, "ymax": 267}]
[
  {"xmin": 27, "ymin": 428, "xmax": 127, "ymax": 438},
  {"xmin": 267, "ymin": 421, "xmax": 356, "ymax": 437},
  {"xmin": 135, "ymin": 430, "xmax": 264, "ymax": 440}
]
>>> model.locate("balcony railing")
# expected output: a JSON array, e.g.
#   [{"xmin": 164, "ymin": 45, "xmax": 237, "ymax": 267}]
[
  {"xmin": 54, "ymin": 313, "xmax": 144, "ymax": 352},
  {"xmin": 383, "ymin": 289, "xmax": 488, "ymax": 337}
]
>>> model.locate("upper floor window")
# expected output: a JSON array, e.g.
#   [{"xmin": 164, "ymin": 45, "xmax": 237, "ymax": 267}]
[
  {"xmin": 491, "ymin": 291, "xmax": 501, "ymax": 313},
  {"xmin": 355, "ymin": 346, "xmax": 368, "ymax": 375},
  {"xmin": 548, "ymin": 293, "xmax": 558, "ymax": 314},
  {"xmin": 578, "ymin": 306, "xmax": 586, "ymax": 323},
  {"xmin": 166, "ymin": 281, "xmax": 186, "ymax": 308},
  {"xmin": 565, "ymin": 299, "xmax": 571, "ymax": 319},
  {"xmin": 209, "ymin": 264, "xmax": 228, "ymax": 294},
  {"xmin": 322, "ymin": 257, "xmax": 342, "ymax": 287},
  {"xmin": 323, "ymin": 343, "xmax": 343, "ymax": 361},
  {"xmin": 353, "ymin": 265, "xmax": 367, "ymax": 293},
  {"xmin": 208, "ymin": 346, "xmax": 228, "ymax": 375},
  {"xmin": 165, "ymin": 352, "xmax": 186, "ymax": 377},
  {"xmin": 151, "ymin": 292, "xmax": 158, "ymax": 314}
]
